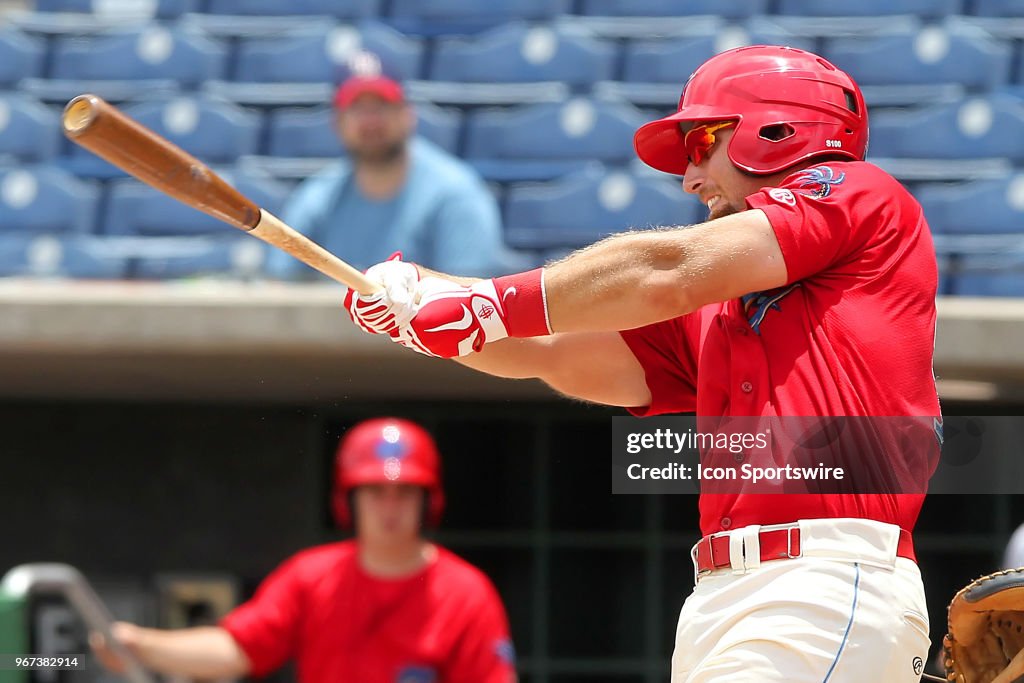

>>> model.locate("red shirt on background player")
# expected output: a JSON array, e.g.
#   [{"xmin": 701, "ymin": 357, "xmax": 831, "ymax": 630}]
[
  {"xmin": 348, "ymin": 46, "xmax": 941, "ymax": 683},
  {"xmin": 92, "ymin": 418, "xmax": 516, "ymax": 683}
]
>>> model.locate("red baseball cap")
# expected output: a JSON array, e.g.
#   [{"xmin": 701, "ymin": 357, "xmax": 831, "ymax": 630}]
[{"xmin": 333, "ymin": 75, "xmax": 404, "ymax": 110}]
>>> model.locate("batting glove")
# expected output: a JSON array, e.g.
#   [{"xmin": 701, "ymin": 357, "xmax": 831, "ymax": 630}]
[
  {"xmin": 344, "ymin": 253, "xmax": 419, "ymax": 335},
  {"xmin": 384, "ymin": 277, "xmax": 507, "ymax": 358}
]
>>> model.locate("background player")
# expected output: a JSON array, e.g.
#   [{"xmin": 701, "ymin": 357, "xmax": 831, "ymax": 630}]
[
  {"xmin": 91, "ymin": 417, "xmax": 517, "ymax": 683},
  {"xmin": 347, "ymin": 46, "xmax": 940, "ymax": 682}
]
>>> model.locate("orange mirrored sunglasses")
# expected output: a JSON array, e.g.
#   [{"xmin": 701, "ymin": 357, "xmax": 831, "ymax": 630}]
[{"xmin": 683, "ymin": 120, "xmax": 736, "ymax": 167}]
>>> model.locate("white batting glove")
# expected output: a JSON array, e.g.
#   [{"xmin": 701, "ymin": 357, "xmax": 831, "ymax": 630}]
[{"xmin": 344, "ymin": 253, "xmax": 419, "ymax": 335}]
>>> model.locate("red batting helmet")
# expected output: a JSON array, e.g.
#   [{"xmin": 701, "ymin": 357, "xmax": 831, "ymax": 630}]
[
  {"xmin": 332, "ymin": 417, "xmax": 445, "ymax": 528},
  {"xmin": 633, "ymin": 45, "xmax": 868, "ymax": 176}
]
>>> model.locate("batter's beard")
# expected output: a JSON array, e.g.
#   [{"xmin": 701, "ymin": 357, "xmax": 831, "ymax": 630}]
[
  {"xmin": 352, "ymin": 141, "xmax": 406, "ymax": 167},
  {"xmin": 708, "ymin": 200, "xmax": 743, "ymax": 222}
]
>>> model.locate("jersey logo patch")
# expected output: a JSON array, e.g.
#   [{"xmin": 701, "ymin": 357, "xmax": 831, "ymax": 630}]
[
  {"xmin": 796, "ymin": 166, "xmax": 846, "ymax": 199},
  {"xmin": 768, "ymin": 188, "xmax": 796, "ymax": 206},
  {"xmin": 742, "ymin": 284, "xmax": 800, "ymax": 334},
  {"xmin": 396, "ymin": 666, "xmax": 437, "ymax": 683},
  {"xmin": 495, "ymin": 638, "xmax": 516, "ymax": 665}
]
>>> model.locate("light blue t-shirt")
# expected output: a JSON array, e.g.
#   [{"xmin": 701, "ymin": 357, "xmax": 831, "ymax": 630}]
[{"xmin": 265, "ymin": 138, "xmax": 510, "ymax": 279}]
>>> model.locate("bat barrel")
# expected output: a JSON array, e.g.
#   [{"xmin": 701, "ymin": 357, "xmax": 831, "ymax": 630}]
[{"xmin": 61, "ymin": 93, "xmax": 262, "ymax": 230}]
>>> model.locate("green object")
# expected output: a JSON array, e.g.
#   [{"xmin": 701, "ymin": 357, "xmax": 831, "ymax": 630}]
[{"xmin": 0, "ymin": 589, "xmax": 28, "ymax": 683}]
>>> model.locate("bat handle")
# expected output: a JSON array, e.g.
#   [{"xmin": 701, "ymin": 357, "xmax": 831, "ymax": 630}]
[{"xmin": 249, "ymin": 210, "xmax": 382, "ymax": 295}]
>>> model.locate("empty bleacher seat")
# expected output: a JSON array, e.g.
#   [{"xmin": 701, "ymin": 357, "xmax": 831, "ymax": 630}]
[
  {"xmin": 579, "ymin": 0, "xmax": 768, "ymax": 19},
  {"xmin": 504, "ymin": 167, "xmax": 701, "ymax": 249},
  {"xmin": 205, "ymin": 0, "xmax": 378, "ymax": 18},
  {"xmin": 917, "ymin": 176, "xmax": 1024, "ymax": 235},
  {"xmin": 118, "ymin": 97, "xmax": 260, "ymax": 163},
  {"xmin": 34, "ymin": 0, "xmax": 196, "ymax": 19},
  {"xmin": 972, "ymin": 0, "xmax": 1024, "ymax": 16},
  {"xmin": 777, "ymin": 0, "xmax": 960, "ymax": 17},
  {"xmin": 0, "ymin": 94, "xmax": 62, "ymax": 162},
  {"xmin": 388, "ymin": 0, "xmax": 569, "ymax": 35},
  {"xmin": 0, "ymin": 234, "xmax": 127, "ymax": 278},
  {"xmin": 266, "ymin": 102, "xmax": 460, "ymax": 158},
  {"xmin": 234, "ymin": 22, "xmax": 423, "ymax": 83},
  {"xmin": 825, "ymin": 24, "xmax": 1011, "ymax": 89},
  {"xmin": 103, "ymin": 169, "xmax": 288, "ymax": 236},
  {"xmin": 131, "ymin": 237, "xmax": 266, "ymax": 279},
  {"xmin": 0, "ymin": 29, "xmax": 45, "ymax": 85},
  {"xmin": 50, "ymin": 26, "xmax": 227, "ymax": 86},
  {"xmin": 0, "ymin": 166, "xmax": 99, "ymax": 235},
  {"xmin": 623, "ymin": 26, "xmax": 814, "ymax": 86},
  {"xmin": 952, "ymin": 253, "xmax": 1024, "ymax": 296},
  {"xmin": 868, "ymin": 95, "xmax": 1024, "ymax": 160},
  {"xmin": 431, "ymin": 23, "xmax": 615, "ymax": 87},
  {"xmin": 465, "ymin": 99, "xmax": 647, "ymax": 181}
]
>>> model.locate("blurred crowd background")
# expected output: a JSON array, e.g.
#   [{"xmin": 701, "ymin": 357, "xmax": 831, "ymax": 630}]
[{"xmin": 2, "ymin": 1, "xmax": 1024, "ymax": 682}]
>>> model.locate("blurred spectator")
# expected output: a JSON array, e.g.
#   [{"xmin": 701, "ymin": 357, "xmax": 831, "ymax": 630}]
[
  {"xmin": 265, "ymin": 54, "xmax": 510, "ymax": 280},
  {"xmin": 92, "ymin": 418, "xmax": 517, "ymax": 683}
]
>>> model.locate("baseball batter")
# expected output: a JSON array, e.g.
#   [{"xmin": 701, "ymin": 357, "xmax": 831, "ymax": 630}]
[
  {"xmin": 92, "ymin": 418, "xmax": 516, "ymax": 683},
  {"xmin": 346, "ymin": 46, "xmax": 941, "ymax": 682}
]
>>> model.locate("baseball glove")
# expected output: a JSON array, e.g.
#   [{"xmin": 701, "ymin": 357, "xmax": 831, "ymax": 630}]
[{"xmin": 944, "ymin": 567, "xmax": 1024, "ymax": 683}]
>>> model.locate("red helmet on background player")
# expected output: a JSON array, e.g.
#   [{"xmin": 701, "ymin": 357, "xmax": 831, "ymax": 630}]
[
  {"xmin": 332, "ymin": 417, "xmax": 445, "ymax": 528},
  {"xmin": 634, "ymin": 45, "xmax": 868, "ymax": 176}
]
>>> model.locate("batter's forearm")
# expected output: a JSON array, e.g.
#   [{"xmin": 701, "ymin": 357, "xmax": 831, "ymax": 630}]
[
  {"xmin": 543, "ymin": 229, "xmax": 696, "ymax": 333},
  {"xmin": 129, "ymin": 626, "xmax": 250, "ymax": 679}
]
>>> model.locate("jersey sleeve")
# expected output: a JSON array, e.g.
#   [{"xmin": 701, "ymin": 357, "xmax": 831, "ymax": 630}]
[
  {"xmin": 619, "ymin": 317, "xmax": 698, "ymax": 416},
  {"xmin": 444, "ymin": 580, "xmax": 518, "ymax": 683},
  {"xmin": 744, "ymin": 164, "xmax": 884, "ymax": 284},
  {"xmin": 220, "ymin": 556, "xmax": 305, "ymax": 677}
]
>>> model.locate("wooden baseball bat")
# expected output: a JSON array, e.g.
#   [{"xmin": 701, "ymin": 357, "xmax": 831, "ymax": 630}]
[{"xmin": 62, "ymin": 94, "xmax": 380, "ymax": 295}]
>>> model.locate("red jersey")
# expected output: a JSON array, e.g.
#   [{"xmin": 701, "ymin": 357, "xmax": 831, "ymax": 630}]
[
  {"xmin": 221, "ymin": 541, "xmax": 516, "ymax": 683},
  {"xmin": 620, "ymin": 161, "xmax": 941, "ymax": 536}
]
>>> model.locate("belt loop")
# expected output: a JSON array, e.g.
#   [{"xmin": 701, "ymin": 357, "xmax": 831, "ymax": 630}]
[
  {"xmin": 742, "ymin": 525, "xmax": 762, "ymax": 571},
  {"xmin": 728, "ymin": 530, "xmax": 745, "ymax": 574},
  {"xmin": 690, "ymin": 541, "xmax": 702, "ymax": 585}
]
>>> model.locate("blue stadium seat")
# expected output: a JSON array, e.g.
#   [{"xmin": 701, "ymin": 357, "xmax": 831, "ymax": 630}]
[
  {"xmin": 504, "ymin": 167, "xmax": 701, "ymax": 249},
  {"xmin": 0, "ymin": 29, "xmax": 44, "ymax": 85},
  {"xmin": 916, "ymin": 176, "xmax": 1024, "ymax": 235},
  {"xmin": 972, "ymin": 0, "xmax": 1024, "ymax": 16},
  {"xmin": 431, "ymin": 23, "xmax": 615, "ymax": 86},
  {"xmin": 777, "ymin": 0, "xmax": 960, "ymax": 17},
  {"xmin": 388, "ymin": 0, "xmax": 568, "ymax": 34},
  {"xmin": 580, "ymin": 0, "xmax": 768, "ymax": 19},
  {"xmin": 825, "ymin": 25, "xmax": 1011, "ymax": 89},
  {"xmin": 266, "ymin": 103, "xmax": 460, "ymax": 157},
  {"xmin": 0, "ymin": 95, "xmax": 61, "ymax": 162},
  {"xmin": 622, "ymin": 26, "xmax": 814, "ymax": 86},
  {"xmin": 0, "ymin": 166, "xmax": 99, "ymax": 235},
  {"xmin": 0, "ymin": 235, "xmax": 127, "ymax": 278},
  {"xmin": 868, "ymin": 96, "xmax": 1024, "ymax": 161},
  {"xmin": 34, "ymin": 0, "xmax": 196, "ymax": 18},
  {"xmin": 953, "ymin": 253, "xmax": 1024, "ymax": 296},
  {"xmin": 234, "ymin": 22, "xmax": 423, "ymax": 83},
  {"xmin": 205, "ymin": 0, "xmax": 377, "ymax": 18},
  {"xmin": 131, "ymin": 237, "xmax": 266, "ymax": 279},
  {"xmin": 51, "ymin": 26, "xmax": 227, "ymax": 86},
  {"xmin": 103, "ymin": 170, "xmax": 288, "ymax": 237},
  {"xmin": 465, "ymin": 99, "xmax": 647, "ymax": 165},
  {"xmin": 112, "ymin": 97, "xmax": 260, "ymax": 164}
]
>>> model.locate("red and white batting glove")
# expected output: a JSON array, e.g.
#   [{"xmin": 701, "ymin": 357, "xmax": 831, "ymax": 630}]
[
  {"xmin": 344, "ymin": 253, "xmax": 419, "ymax": 335},
  {"xmin": 391, "ymin": 268, "xmax": 551, "ymax": 359}
]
